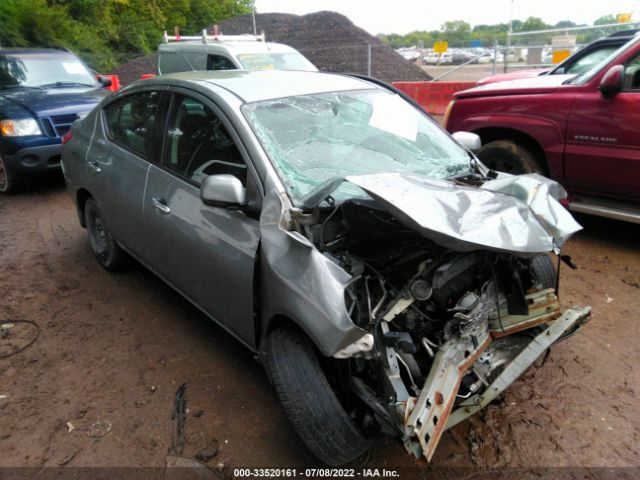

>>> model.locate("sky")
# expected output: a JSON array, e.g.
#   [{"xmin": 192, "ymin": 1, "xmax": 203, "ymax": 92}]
[{"xmin": 253, "ymin": 0, "xmax": 640, "ymax": 34}]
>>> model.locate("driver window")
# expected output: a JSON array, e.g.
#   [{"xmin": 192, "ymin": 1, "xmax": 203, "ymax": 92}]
[
  {"xmin": 164, "ymin": 95, "xmax": 247, "ymax": 186},
  {"xmin": 624, "ymin": 54, "xmax": 640, "ymax": 91},
  {"xmin": 207, "ymin": 55, "xmax": 236, "ymax": 71}
]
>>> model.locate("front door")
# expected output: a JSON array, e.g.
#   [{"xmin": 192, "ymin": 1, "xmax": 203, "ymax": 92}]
[
  {"xmin": 143, "ymin": 92, "xmax": 261, "ymax": 348},
  {"xmin": 564, "ymin": 53, "xmax": 640, "ymax": 202}
]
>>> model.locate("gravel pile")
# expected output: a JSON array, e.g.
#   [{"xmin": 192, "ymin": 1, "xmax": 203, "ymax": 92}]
[
  {"xmin": 218, "ymin": 12, "xmax": 431, "ymax": 82},
  {"xmin": 112, "ymin": 11, "xmax": 431, "ymax": 85},
  {"xmin": 111, "ymin": 54, "xmax": 156, "ymax": 86}
]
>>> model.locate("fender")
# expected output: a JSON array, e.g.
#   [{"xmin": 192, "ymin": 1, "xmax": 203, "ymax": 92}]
[{"xmin": 452, "ymin": 113, "xmax": 567, "ymax": 182}]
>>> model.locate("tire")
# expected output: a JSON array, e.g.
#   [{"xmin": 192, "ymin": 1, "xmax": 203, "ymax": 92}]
[
  {"xmin": 531, "ymin": 254, "xmax": 557, "ymax": 289},
  {"xmin": 84, "ymin": 197, "xmax": 126, "ymax": 271},
  {"xmin": 0, "ymin": 154, "xmax": 23, "ymax": 194},
  {"xmin": 478, "ymin": 140, "xmax": 545, "ymax": 175},
  {"xmin": 262, "ymin": 327, "xmax": 370, "ymax": 466}
]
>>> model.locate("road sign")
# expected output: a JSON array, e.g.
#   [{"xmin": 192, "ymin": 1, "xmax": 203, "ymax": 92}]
[
  {"xmin": 433, "ymin": 41, "xmax": 448, "ymax": 53},
  {"xmin": 617, "ymin": 13, "xmax": 633, "ymax": 23},
  {"xmin": 552, "ymin": 50, "xmax": 571, "ymax": 64},
  {"xmin": 470, "ymin": 40, "xmax": 482, "ymax": 48},
  {"xmin": 551, "ymin": 35, "xmax": 575, "ymax": 64},
  {"xmin": 552, "ymin": 35, "xmax": 576, "ymax": 48}
]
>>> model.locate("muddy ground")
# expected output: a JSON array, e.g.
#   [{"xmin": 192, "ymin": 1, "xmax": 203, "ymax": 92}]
[{"xmin": 1, "ymin": 175, "xmax": 639, "ymax": 478}]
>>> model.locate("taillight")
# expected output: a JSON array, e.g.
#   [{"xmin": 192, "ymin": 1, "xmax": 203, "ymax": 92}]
[{"xmin": 61, "ymin": 130, "xmax": 73, "ymax": 145}]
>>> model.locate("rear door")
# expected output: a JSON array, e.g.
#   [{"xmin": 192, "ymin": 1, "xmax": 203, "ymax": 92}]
[
  {"xmin": 87, "ymin": 89, "xmax": 166, "ymax": 257},
  {"xmin": 564, "ymin": 50, "xmax": 640, "ymax": 202},
  {"xmin": 143, "ymin": 90, "xmax": 261, "ymax": 348}
]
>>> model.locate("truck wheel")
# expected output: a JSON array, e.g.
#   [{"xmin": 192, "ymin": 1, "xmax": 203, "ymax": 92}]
[
  {"xmin": 531, "ymin": 254, "xmax": 557, "ymax": 289},
  {"xmin": 84, "ymin": 197, "xmax": 126, "ymax": 271},
  {"xmin": 478, "ymin": 140, "xmax": 545, "ymax": 175},
  {"xmin": 263, "ymin": 326, "xmax": 370, "ymax": 466},
  {"xmin": 0, "ymin": 154, "xmax": 23, "ymax": 194}
]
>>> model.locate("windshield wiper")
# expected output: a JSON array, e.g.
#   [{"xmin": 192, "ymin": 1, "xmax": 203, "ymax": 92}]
[
  {"xmin": 562, "ymin": 75, "xmax": 580, "ymax": 85},
  {"xmin": 40, "ymin": 81, "xmax": 96, "ymax": 88}
]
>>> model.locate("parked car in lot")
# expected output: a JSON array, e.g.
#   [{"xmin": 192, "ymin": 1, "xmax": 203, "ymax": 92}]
[
  {"xmin": 0, "ymin": 48, "xmax": 111, "ymax": 193},
  {"xmin": 62, "ymin": 70, "xmax": 590, "ymax": 465},
  {"xmin": 477, "ymin": 29, "xmax": 639, "ymax": 85},
  {"xmin": 446, "ymin": 34, "xmax": 640, "ymax": 223}
]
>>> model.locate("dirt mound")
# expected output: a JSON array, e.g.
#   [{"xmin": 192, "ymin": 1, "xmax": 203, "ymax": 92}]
[
  {"xmin": 112, "ymin": 54, "xmax": 156, "ymax": 86},
  {"xmin": 218, "ymin": 11, "xmax": 431, "ymax": 82},
  {"xmin": 112, "ymin": 11, "xmax": 431, "ymax": 85}
]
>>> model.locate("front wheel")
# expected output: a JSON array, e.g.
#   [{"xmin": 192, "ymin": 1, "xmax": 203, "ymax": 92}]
[
  {"xmin": 477, "ymin": 140, "xmax": 546, "ymax": 175},
  {"xmin": 0, "ymin": 154, "xmax": 23, "ymax": 194},
  {"xmin": 84, "ymin": 197, "xmax": 126, "ymax": 271},
  {"xmin": 262, "ymin": 326, "xmax": 370, "ymax": 466},
  {"xmin": 531, "ymin": 254, "xmax": 557, "ymax": 290}
]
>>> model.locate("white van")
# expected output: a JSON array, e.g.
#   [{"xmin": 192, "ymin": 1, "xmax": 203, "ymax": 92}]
[{"xmin": 157, "ymin": 30, "xmax": 318, "ymax": 74}]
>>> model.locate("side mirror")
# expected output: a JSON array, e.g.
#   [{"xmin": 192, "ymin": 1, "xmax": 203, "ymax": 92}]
[
  {"xmin": 598, "ymin": 65, "xmax": 624, "ymax": 97},
  {"xmin": 452, "ymin": 131, "xmax": 481, "ymax": 152},
  {"xmin": 97, "ymin": 76, "xmax": 112, "ymax": 88},
  {"xmin": 200, "ymin": 174, "xmax": 246, "ymax": 208}
]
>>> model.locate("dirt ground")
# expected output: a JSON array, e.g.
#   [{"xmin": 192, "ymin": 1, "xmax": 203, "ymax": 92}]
[{"xmin": 1, "ymin": 174, "xmax": 639, "ymax": 478}]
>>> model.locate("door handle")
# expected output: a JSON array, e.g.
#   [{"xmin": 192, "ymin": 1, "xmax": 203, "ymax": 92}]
[
  {"xmin": 88, "ymin": 160, "xmax": 101, "ymax": 173},
  {"xmin": 152, "ymin": 197, "xmax": 171, "ymax": 214}
]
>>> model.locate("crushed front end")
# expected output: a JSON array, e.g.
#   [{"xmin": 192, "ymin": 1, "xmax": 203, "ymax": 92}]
[{"xmin": 273, "ymin": 173, "xmax": 591, "ymax": 462}]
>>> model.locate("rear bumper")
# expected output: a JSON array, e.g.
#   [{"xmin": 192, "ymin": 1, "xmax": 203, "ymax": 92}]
[{"xmin": 3, "ymin": 143, "xmax": 63, "ymax": 175}]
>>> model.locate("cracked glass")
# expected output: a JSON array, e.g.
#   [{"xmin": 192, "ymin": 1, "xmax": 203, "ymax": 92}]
[{"xmin": 243, "ymin": 89, "xmax": 470, "ymax": 205}]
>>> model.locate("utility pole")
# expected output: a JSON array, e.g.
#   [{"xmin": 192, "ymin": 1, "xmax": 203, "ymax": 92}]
[
  {"xmin": 504, "ymin": 0, "xmax": 514, "ymax": 73},
  {"xmin": 252, "ymin": 1, "xmax": 257, "ymax": 37}
]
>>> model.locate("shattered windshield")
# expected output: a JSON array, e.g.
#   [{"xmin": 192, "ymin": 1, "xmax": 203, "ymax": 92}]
[{"xmin": 242, "ymin": 89, "xmax": 471, "ymax": 205}]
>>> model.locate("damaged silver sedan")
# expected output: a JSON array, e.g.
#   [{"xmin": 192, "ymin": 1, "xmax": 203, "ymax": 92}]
[{"xmin": 61, "ymin": 70, "xmax": 591, "ymax": 466}]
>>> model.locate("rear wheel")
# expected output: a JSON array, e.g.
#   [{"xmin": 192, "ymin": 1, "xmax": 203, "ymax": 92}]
[
  {"xmin": 0, "ymin": 154, "xmax": 23, "ymax": 194},
  {"xmin": 478, "ymin": 140, "xmax": 545, "ymax": 175},
  {"xmin": 84, "ymin": 197, "xmax": 126, "ymax": 271},
  {"xmin": 263, "ymin": 326, "xmax": 370, "ymax": 466}
]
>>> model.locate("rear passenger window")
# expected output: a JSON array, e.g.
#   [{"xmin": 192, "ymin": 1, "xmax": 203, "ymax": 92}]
[
  {"xmin": 159, "ymin": 52, "xmax": 192, "ymax": 74},
  {"xmin": 207, "ymin": 55, "xmax": 236, "ymax": 71},
  {"xmin": 104, "ymin": 92, "xmax": 160, "ymax": 158},
  {"xmin": 164, "ymin": 95, "xmax": 246, "ymax": 186}
]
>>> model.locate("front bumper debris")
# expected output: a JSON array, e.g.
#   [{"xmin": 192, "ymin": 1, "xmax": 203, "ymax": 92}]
[{"xmin": 401, "ymin": 305, "xmax": 591, "ymax": 461}]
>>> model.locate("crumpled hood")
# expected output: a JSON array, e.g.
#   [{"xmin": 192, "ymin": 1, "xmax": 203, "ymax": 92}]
[
  {"xmin": 0, "ymin": 87, "xmax": 107, "ymax": 118},
  {"xmin": 343, "ymin": 173, "xmax": 582, "ymax": 255}
]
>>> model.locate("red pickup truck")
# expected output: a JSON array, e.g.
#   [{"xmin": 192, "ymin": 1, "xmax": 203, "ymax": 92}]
[{"xmin": 445, "ymin": 35, "xmax": 640, "ymax": 223}]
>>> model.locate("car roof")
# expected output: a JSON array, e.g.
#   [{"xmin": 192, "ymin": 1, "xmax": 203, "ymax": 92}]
[
  {"xmin": 158, "ymin": 41, "xmax": 299, "ymax": 55},
  {"xmin": 156, "ymin": 70, "xmax": 378, "ymax": 103},
  {"xmin": 606, "ymin": 29, "xmax": 640, "ymax": 38},
  {"xmin": 0, "ymin": 48, "xmax": 71, "ymax": 55}
]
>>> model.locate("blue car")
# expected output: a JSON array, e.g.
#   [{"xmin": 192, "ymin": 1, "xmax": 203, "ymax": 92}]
[{"xmin": 0, "ymin": 48, "xmax": 111, "ymax": 193}]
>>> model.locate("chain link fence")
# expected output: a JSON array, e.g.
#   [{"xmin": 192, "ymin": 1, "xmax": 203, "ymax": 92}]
[{"xmin": 296, "ymin": 44, "xmax": 431, "ymax": 82}]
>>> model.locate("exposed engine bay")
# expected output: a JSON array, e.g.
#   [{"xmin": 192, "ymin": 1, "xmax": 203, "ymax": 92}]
[{"xmin": 290, "ymin": 190, "xmax": 591, "ymax": 461}]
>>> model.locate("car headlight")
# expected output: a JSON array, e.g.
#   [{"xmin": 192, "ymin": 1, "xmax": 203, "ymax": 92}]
[{"xmin": 0, "ymin": 118, "xmax": 43, "ymax": 137}]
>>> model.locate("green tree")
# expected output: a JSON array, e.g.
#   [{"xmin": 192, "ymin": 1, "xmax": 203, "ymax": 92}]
[
  {"xmin": 594, "ymin": 15, "xmax": 617, "ymax": 25},
  {"xmin": 518, "ymin": 17, "xmax": 549, "ymax": 32},
  {"xmin": 440, "ymin": 20, "xmax": 471, "ymax": 46},
  {"xmin": 0, "ymin": 0, "xmax": 252, "ymax": 71}
]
